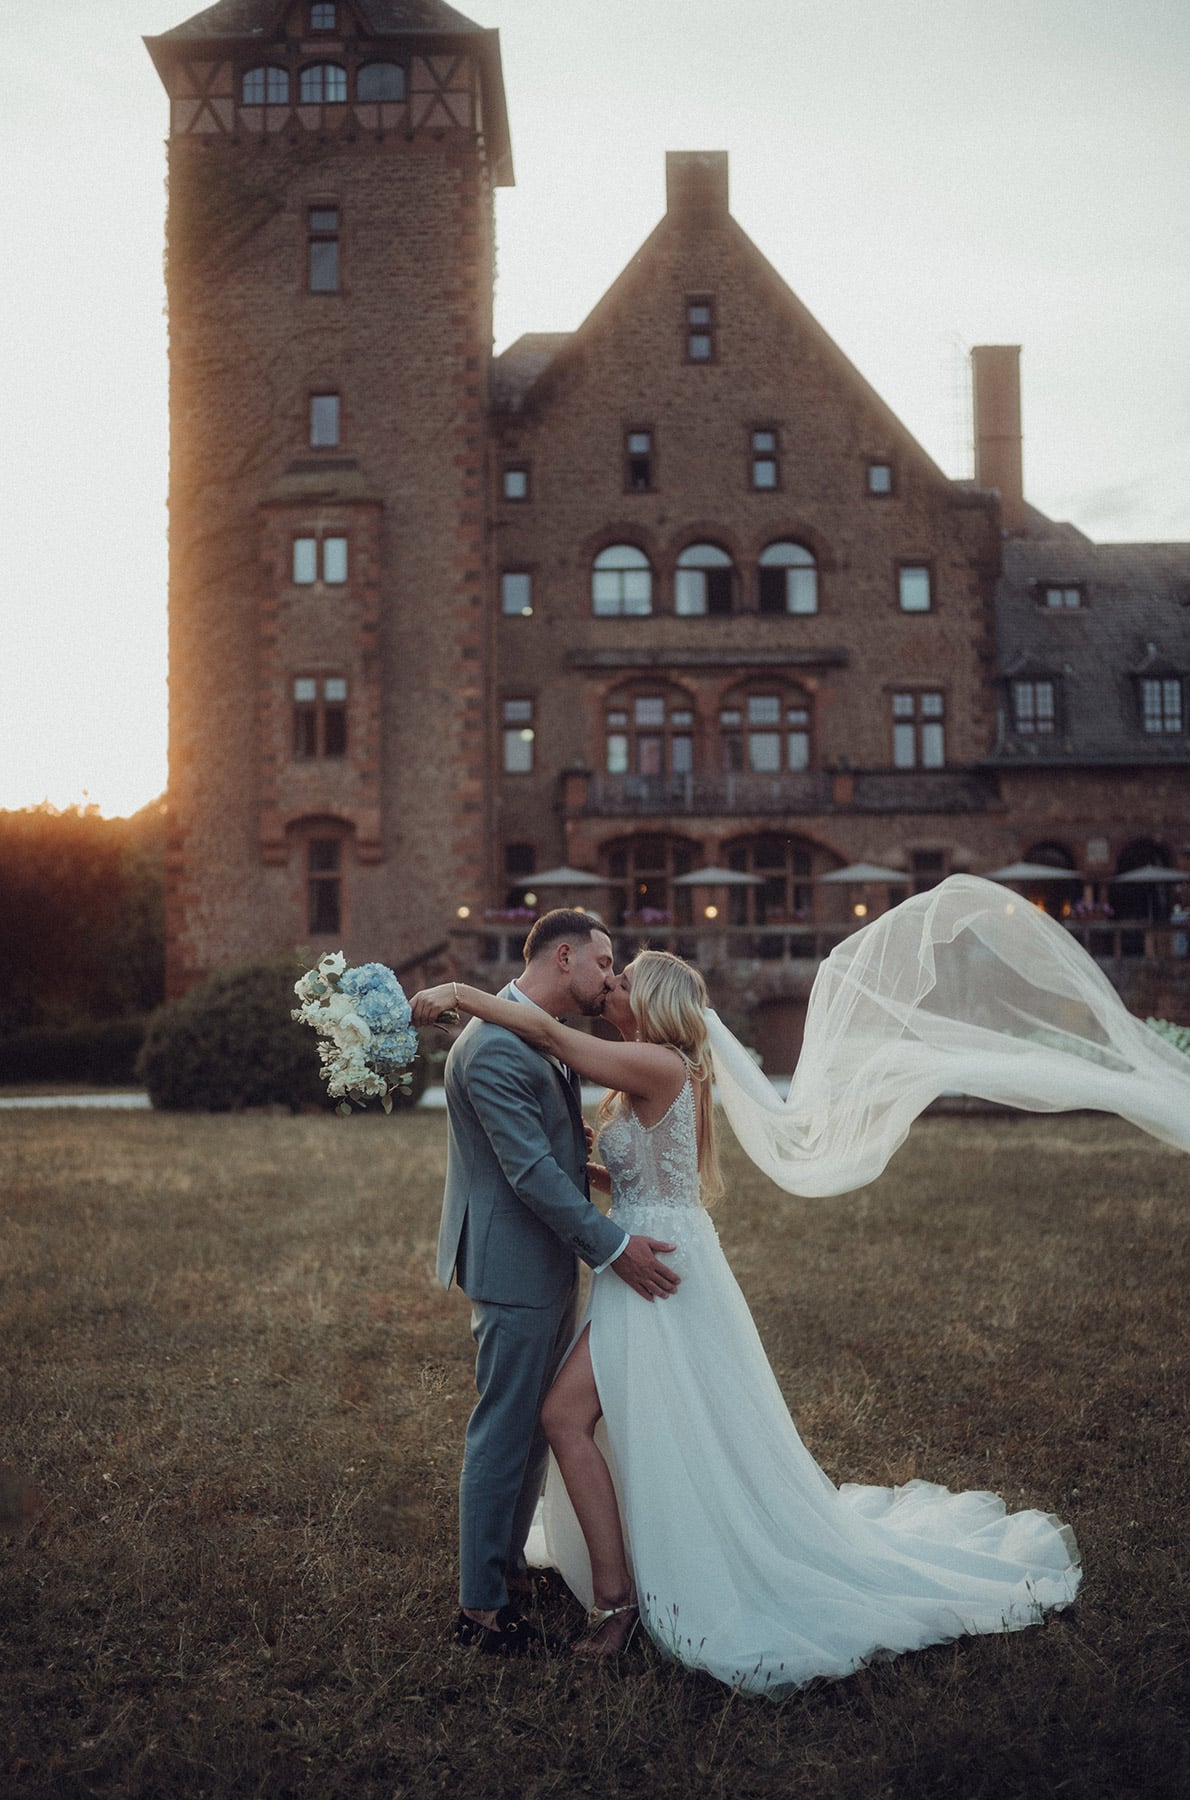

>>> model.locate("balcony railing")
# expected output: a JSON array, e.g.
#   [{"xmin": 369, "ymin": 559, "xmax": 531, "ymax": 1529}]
[
  {"xmin": 582, "ymin": 772, "xmax": 832, "ymax": 815},
  {"xmin": 577, "ymin": 769, "xmax": 999, "ymax": 816}
]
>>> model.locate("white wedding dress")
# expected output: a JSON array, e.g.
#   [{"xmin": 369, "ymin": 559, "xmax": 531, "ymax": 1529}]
[{"xmin": 530, "ymin": 1077, "xmax": 1082, "ymax": 1694}]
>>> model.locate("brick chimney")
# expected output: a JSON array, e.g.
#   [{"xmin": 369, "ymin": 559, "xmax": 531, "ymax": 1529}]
[
  {"xmin": 972, "ymin": 345, "xmax": 1026, "ymax": 535},
  {"xmin": 666, "ymin": 151, "xmax": 730, "ymax": 221}
]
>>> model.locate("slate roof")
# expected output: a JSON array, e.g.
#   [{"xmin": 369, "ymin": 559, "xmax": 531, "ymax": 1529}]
[
  {"xmin": 491, "ymin": 333, "xmax": 573, "ymax": 411},
  {"xmin": 989, "ymin": 528, "xmax": 1190, "ymax": 766},
  {"xmin": 158, "ymin": 0, "xmax": 484, "ymax": 38}
]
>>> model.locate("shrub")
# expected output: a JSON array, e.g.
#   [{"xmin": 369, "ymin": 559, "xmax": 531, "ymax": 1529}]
[
  {"xmin": 136, "ymin": 957, "xmax": 430, "ymax": 1112},
  {"xmin": 0, "ymin": 1017, "xmax": 146, "ymax": 1086}
]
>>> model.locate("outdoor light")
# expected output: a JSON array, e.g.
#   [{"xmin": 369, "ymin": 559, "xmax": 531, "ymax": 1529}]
[
  {"xmin": 704, "ymin": 904, "xmax": 719, "ymax": 920},
  {"xmin": 456, "ymin": 904, "xmax": 471, "ymax": 920},
  {"xmin": 853, "ymin": 902, "xmax": 868, "ymax": 918},
  {"xmin": 523, "ymin": 891, "xmax": 538, "ymax": 907}
]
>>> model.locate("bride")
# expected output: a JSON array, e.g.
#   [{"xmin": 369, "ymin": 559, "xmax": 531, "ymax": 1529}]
[{"xmin": 412, "ymin": 875, "xmax": 1190, "ymax": 1691}]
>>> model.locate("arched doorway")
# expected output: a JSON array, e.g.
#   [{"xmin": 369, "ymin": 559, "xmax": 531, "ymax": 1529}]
[
  {"xmin": 1110, "ymin": 839, "xmax": 1174, "ymax": 922},
  {"xmin": 1022, "ymin": 840, "xmax": 1079, "ymax": 919}
]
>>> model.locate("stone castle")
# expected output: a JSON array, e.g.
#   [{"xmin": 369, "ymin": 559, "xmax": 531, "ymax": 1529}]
[{"xmin": 147, "ymin": 0, "xmax": 1190, "ymax": 1055}]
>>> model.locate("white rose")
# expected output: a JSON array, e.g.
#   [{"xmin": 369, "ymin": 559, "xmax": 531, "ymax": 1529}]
[{"xmin": 331, "ymin": 1010, "xmax": 372, "ymax": 1051}]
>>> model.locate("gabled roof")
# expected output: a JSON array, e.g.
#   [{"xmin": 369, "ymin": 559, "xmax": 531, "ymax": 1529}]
[
  {"xmin": 157, "ymin": 0, "xmax": 485, "ymax": 38},
  {"xmin": 488, "ymin": 198, "xmax": 959, "ymax": 498}
]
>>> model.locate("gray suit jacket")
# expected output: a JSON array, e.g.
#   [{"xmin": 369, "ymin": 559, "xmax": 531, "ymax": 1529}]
[{"xmin": 437, "ymin": 992, "xmax": 625, "ymax": 1305}]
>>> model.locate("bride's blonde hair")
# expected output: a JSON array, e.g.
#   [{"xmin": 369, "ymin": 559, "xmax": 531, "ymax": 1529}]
[{"xmin": 596, "ymin": 950, "xmax": 724, "ymax": 1205}]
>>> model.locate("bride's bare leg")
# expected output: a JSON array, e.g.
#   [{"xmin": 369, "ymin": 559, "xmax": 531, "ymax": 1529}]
[{"xmin": 541, "ymin": 1327, "xmax": 636, "ymax": 1650}]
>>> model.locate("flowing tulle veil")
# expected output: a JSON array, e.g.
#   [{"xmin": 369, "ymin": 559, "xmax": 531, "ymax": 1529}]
[{"xmin": 705, "ymin": 873, "xmax": 1190, "ymax": 1197}]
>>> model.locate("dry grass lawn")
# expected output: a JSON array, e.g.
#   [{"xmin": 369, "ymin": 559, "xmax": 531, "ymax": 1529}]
[{"xmin": 1, "ymin": 1108, "xmax": 1187, "ymax": 1799}]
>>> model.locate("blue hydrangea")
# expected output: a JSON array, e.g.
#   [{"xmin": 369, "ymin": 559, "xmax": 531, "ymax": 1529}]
[{"xmin": 338, "ymin": 962, "xmax": 413, "ymax": 1032}]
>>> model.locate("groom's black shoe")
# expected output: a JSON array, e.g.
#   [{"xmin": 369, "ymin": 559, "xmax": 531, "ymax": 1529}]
[{"xmin": 453, "ymin": 1606, "xmax": 562, "ymax": 1658}]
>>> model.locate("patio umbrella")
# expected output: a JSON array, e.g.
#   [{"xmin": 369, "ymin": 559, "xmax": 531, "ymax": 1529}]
[
  {"xmin": 1111, "ymin": 864, "xmax": 1188, "ymax": 884},
  {"xmin": 816, "ymin": 862, "xmax": 907, "ymax": 884},
  {"xmin": 510, "ymin": 866, "xmax": 608, "ymax": 888},
  {"xmin": 673, "ymin": 865, "xmax": 762, "ymax": 886},
  {"xmin": 982, "ymin": 861, "xmax": 1084, "ymax": 883}
]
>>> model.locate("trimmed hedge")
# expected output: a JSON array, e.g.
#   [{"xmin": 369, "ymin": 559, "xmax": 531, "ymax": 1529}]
[
  {"xmin": 136, "ymin": 956, "xmax": 429, "ymax": 1112},
  {"xmin": 0, "ymin": 1017, "xmax": 146, "ymax": 1086}
]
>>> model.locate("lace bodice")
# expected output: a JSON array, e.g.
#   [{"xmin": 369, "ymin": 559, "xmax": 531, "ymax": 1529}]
[{"xmin": 597, "ymin": 1077, "xmax": 703, "ymax": 1215}]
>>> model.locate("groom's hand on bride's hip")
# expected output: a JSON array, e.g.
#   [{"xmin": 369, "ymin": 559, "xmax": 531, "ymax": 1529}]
[{"xmin": 612, "ymin": 1236, "xmax": 680, "ymax": 1302}]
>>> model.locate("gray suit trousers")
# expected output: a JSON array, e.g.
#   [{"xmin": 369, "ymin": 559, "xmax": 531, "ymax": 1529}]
[{"xmin": 459, "ymin": 1278, "xmax": 578, "ymax": 1610}]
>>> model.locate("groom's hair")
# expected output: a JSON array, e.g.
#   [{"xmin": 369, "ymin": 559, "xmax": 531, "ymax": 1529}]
[{"xmin": 522, "ymin": 908, "xmax": 602, "ymax": 964}]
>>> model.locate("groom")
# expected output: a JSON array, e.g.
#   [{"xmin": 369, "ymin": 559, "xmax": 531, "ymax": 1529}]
[{"xmin": 439, "ymin": 908, "xmax": 678, "ymax": 1655}]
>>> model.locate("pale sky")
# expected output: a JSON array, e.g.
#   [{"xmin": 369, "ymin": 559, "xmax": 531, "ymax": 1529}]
[{"xmin": 3, "ymin": 0, "xmax": 1187, "ymax": 816}]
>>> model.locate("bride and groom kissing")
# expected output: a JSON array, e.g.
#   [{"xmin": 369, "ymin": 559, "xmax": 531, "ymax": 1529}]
[{"xmin": 411, "ymin": 905, "xmax": 1083, "ymax": 1691}]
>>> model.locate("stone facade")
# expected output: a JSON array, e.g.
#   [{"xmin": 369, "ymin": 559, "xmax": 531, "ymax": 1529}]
[{"xmin": 149, "ymin": 4, "xmax": 1189, "ymax": 1031}]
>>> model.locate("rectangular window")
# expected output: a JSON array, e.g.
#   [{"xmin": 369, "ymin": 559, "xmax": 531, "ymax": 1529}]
[
  {"xmin": 502, "ymin": 466, "xmax": 529, "ymax": 501},
  {"xmin": 308, "ymin": 206, "xmax": 340, "ymax": 293},
  {"xmin": 625, "ymin": 429, "xmax": 654, "ymax": 492},
  {"xmin": 671, "ymin": 734, "xmax": 693, "ymax": 774},
  {"xmin": 308, "ymin": 837, "xmax": 342, "ymax": 935},
  {"xmin": 293, "ymin": 535, "xmax": 347, "ymax": 584},
  {"xmin": 898, "ymin": 565, "xmax": 932, "ymax": 612},
  {"xmin": 293, "ymin": 676, "xmax": 347, "ymax": 758},
  {"xmin": 293, "ymin": 537, "xmax": 318, "ymax": 585},
  {"xmin": 311, "ymin": 3, "xmax": 336, "ymax": 28},
  {"xmin": 1043, "ymin": 585, "xmax": 1083, "ymax": 609},
  {"xmin": 1012, "ymin": 679, "xmax": 1056, "ymax": 734},
  {"xmin": 867, "ymin": 462, "xmax": 893, "ymax": 495},
  {"xmin": 322, "ymin": 536, "xmax": 348, "ymax": 584},
  {"xmin": 606, "ymin": 732, "xmax": 629, "ymax": 774},
  {"xmin": 501, "ymin": 571, "xmax": 533, "ymax": 616},
  {"xmin": 502, "ymin": 698, "xmax": 535, "ymax": 772},
  {"xmin": 892, "ymin": 691, "xmax": 944, "ymax": 767},
  {"xmin": 686, "ymin": 297, "xmax": 715, "ymax": 362},
  {"xmin": 634, "ymin": 696, "xmax": 665, "ymax": 727},
  {"xmin": 788, "ymin": 705, "xmax": 810, "ymax": 771},
  {"xmin": 1142, "ymin": 677, "xmax": 1183, "ymax": 734},
  {"xmin": 751, "ymin": 429, "xmax": 778, "ymax": 490},
  {"xmin": 748, "ymin": 733, "xmax": 782, "ymax": 773},
  {"xmin": 310, "ymin": 392, "xmax": 340, "ymax": 447}
]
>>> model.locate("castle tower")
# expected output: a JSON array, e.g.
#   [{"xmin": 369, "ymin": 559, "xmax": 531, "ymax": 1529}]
[{"xmin": 145, "ymin": 0, "xmax": 511, "ymax": 995}]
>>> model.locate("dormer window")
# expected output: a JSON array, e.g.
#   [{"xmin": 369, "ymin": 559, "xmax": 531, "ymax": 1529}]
[
  {"xmin": 1011, "ymin": 679, "xmax": 1057, "ymax": 735},
  {"xmin": 300, "ymin": 64, "xmax": 347, "ymax": 104},
  {"xmin": 1042, "ymin": 584, "xmax": 1084, "ymax": 609},
  {"xmin": 867, "ymin": 462, "xmax": 893, "ymax": 496},
  {"xmin": 311, "ymin": 3, "xmax": 336, "ymax": 28},
  {"xmin": 1141, "ymin": 677, "xmax": 1184, "ymax": 734}
]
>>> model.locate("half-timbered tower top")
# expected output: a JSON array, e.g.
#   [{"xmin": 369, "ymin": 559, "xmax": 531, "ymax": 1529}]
[{"xmin": 145, "ymin": 0, "xmax": 512, "ymax": 182}]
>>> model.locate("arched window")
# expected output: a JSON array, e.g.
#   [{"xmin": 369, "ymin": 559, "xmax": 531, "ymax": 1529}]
[
  {"xmin": 357, "ymin": 62, "xmax": 406, "ymax": 102},
  {"xmin": 1110, "ymin": 838, "xmax": 1174, "ymax": 922},
  {"xmin": 300, "ymin": 63, "xmax": 347, "ymax": 104},
  {"xmin": 592, "ymin": 545, "xmax": 652, "ymax": 617},
  {"xmin": 724, "ymin": 834, "xmax": 820, "ymax": 925},
  {"xmin": 242, "ymin": 66, "xmax": 289, "ymax": 105},
  {"xmin": 604, "ymin": 835, "xmax": 697, "ymax": 926},
  {"xmin": 675, "ymin": 543, "xmax": 734, "ymax": 615},
  {"xmin": 719, "ymin": 684, "xmax": 812, "ymax": 774},
  {"xmin": 604, "ymin": 685, "xmax": 694, "ymax": 778},
  {"xmin": 758, "ymin": 541, "xmax": 818, "ymax": 615}
]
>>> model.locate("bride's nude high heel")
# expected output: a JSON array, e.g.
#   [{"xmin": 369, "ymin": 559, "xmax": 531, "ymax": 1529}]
[{"xmin": 573, "ymin": 1598, "xmax": 641, "ymax": 1659}]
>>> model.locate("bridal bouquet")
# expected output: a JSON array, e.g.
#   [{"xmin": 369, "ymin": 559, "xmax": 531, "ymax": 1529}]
[{"xmin": 292, "ymin": 952, "xmax": 421, "ymax": 1113}]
